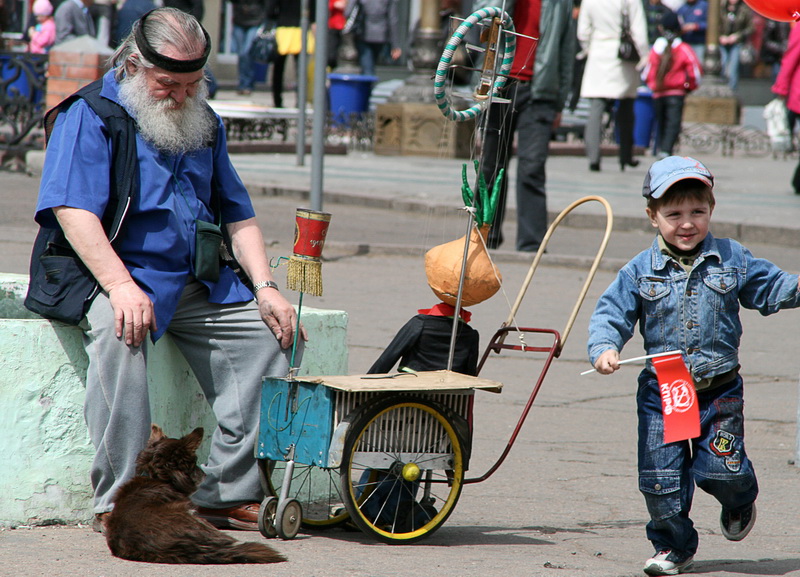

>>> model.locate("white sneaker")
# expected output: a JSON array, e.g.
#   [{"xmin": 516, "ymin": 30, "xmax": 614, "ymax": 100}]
[{"xmin": 643, "ymin": 550, "xmax": 694, "ymax": 576}]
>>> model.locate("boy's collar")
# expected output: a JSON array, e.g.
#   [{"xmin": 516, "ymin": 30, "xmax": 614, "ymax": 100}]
[{"xmin": 651, "ymin": 233, "xmax": 718, "ymax": 269}]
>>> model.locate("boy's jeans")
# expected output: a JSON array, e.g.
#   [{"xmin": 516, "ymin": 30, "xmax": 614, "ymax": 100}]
[{"xmin": 636, "ymin": 370, "xmax": 758, "ymax": 556}]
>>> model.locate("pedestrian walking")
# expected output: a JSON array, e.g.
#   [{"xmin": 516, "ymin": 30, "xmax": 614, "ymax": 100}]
[
  {"xmin": 772, "ymin": 22, "xmax": 800, "ymax": 193},
  {"xmin": 643, "ymin": 11, "xmax": 702, "ymax": 158},
  {"xmin": 344, "ymin": 0, "xmax": 401, "ymax": 75},
  {"xmin": 477, "ymin": 0, "xmax": 575, "ymax": 252},
  {"xmin": 577, "ymin": 0, "xmax": 648, "ymax": 172}
]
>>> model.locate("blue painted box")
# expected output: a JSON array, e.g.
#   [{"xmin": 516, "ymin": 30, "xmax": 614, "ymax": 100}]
[{"xmin": 257, "ymin": 377, "xmax": 336, "ymax": 467}]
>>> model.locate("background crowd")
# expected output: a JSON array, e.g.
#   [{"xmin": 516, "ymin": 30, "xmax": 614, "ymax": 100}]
[
  {"xmin": 2, "ymin": 1, "xmax": 800, "ymax": 203},
  {"xmin": 0, "ymin": 1, "xmax": 784, "ymax": 102}
]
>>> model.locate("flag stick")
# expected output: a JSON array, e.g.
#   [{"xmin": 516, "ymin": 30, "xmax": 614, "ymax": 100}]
[{"xmin": 581, "ymin": 350, "xmax": 682, "ymax": 376}]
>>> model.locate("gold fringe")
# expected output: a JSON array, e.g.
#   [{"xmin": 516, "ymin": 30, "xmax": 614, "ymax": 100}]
[{"xmin": 287, "ymin": 256, "xmax": 323, "ymax": 296}]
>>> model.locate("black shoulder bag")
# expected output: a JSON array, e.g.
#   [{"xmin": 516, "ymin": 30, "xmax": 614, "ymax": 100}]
[{"xmin": 618, "ymin": 3, "xmax": 640, "ymax": 63}]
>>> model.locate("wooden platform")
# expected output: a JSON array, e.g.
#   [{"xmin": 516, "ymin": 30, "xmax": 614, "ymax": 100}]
[{"xmin": 300, "ymin": 370, "xmax": 503, "ymax": 393}]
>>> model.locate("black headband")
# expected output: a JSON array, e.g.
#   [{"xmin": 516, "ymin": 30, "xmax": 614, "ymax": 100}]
[{"xmin": 133, "ymin": 9, "xmax": 211, "ymax": 73}]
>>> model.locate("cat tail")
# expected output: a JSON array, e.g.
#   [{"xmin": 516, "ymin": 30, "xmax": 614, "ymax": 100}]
[{"xmin": 205, "ymin": 541, "xmax": 287, "ymax": 564}]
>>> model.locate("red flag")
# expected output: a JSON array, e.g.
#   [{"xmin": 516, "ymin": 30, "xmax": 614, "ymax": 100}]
[{"xmin": 652, "ymin": 353, "xmax": 700, "ymax": 443}]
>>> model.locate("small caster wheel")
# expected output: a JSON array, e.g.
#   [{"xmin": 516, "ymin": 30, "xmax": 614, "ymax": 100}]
[
  {"xmin": 276, "ymin": 498, "xmax": 302, "ymax": 540},
  {"xmin": 257, "ymin": 496, "xmax": 278, "ymax": 539}
]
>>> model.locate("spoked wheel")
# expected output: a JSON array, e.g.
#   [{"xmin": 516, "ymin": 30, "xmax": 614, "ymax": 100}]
[
  {"xmin": 257, "ymin": 496, "xmax": 278, "ymax": 539},
  {"xmin": 340, "ymin": 396, "xmax": 465, "ymax": 544},
  {"xmin": 264, "ymin": 460, "xmax": 350, "ymax": 529},
  {"xmin": 434, "ymin": 6, "xmax": 516, "ymax": 122}
]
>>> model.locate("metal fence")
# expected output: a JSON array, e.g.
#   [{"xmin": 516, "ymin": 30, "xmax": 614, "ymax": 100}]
[{"xmin": 0, "ymin": 51, "xmax": 48, "ymax": 171}]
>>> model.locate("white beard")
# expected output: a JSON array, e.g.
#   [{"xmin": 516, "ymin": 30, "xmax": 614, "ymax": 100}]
[{"xmin": 117, "ymin": 71, "xmax": 216, "ymax": 155}]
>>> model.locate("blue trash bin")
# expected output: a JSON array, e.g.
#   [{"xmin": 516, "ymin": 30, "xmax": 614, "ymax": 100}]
[
  {"xmin": 328, "ymin": 73, "xmax": 378, "ymax": 125},
  {"xmin": 634, "ymin": 86, "xmax": 655, "ymax": 150}
]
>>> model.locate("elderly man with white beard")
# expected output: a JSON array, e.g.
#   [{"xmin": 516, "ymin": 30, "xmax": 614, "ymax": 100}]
[{"xmin": 33, "ymin": 7, "xmax": 304, "ymax": 534}]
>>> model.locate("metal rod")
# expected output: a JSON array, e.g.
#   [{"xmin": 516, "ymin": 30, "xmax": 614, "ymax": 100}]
[
  {"xmin": 466, "ymin": 328, "xmax": 559, "ymax": 484},
  {"xmin": 296, "ymin": 0, "xmax": 310, "ymax": 166},
  {"xmin": 310, "ymin": 0, "xmax": 329, "ymax": 211},
  {"xmin": 289, "ymin": 291, "xmax": 304, "ymax": 374},
  {"xmin": 446, "ymin": 12, "xmax": 509, "ymax": 372},
  {"xmin": 446, "ymin": 212, "xmax": 475, "ymax": 372}
]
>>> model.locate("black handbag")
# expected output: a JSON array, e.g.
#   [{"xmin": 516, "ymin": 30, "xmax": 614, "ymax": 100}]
[
  {"xmin": 342, "ymin": 0, "xmax": 364, "ymax": 36},
  {"xmin": 249, "ymin": 23, "xmax": 276, "ymax": 64},
  {"xmin": 618, "ymin": 8, "xmax": 640, "ymax": 63}
]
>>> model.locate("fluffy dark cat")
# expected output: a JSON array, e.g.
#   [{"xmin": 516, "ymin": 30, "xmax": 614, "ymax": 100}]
[{"xmin": 104, "ymin": 424, "xmax": 286, "ymax": 564}]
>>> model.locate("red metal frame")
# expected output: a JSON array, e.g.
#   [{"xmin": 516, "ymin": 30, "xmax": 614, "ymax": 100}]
[{"xmin": 465, "ymin": 326, "xmax": 561, "ymax": 484}]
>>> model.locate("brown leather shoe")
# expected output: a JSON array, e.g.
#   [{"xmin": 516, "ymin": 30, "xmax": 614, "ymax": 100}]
[
  {"xmin": 92, "ymin": 512, "xmax": 110, "ymax": 534},
  {"xmin": 196, "ymin": 503, "xmax": 260, "ymax": 531}
]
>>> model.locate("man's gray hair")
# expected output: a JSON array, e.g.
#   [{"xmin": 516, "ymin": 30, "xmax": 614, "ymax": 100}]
[{"xmin": 111, "ymin": 7, "xmax": 207, "ymax": 81}]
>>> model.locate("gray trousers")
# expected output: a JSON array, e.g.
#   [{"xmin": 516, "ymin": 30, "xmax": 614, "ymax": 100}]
[
  {"xmin": 82, "ymin": 279, "xmax": 298, "ymax": 513},
  {"xmin": 584, "ymin": 97, "xmax": 636, "ymax": 166}
]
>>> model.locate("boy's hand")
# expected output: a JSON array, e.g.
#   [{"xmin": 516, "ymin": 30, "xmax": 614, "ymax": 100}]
[{"xmin": 594, "ymin": 350, "xmax": 620, "ymax": 375}]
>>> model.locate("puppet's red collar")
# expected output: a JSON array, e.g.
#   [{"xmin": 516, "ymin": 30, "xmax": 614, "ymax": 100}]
[{"xmin": 418, "ymin": 302, "xmax": 472, "ymax": 322}]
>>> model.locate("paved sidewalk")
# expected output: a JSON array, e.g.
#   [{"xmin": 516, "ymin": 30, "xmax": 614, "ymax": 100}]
[
  {"xmin": 229, "ymin": 147, "xmax": 800, "ymax": 245},
  {"xmin": 4, "ymin": 132, "xmax": 800, "ymax": 576}
]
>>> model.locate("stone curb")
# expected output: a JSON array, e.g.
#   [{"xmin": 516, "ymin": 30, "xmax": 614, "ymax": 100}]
[
  {"xmin": 245, "ymin": 182, "xmax": 800, "ymax": 250},
  {"xmin": 27, "ymin": 150, "xmax": 800, "ymax": 249}
]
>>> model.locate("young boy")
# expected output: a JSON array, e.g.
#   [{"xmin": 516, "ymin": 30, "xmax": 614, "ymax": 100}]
[{"xmin": 587, "ymin": 156, "xmax": 800, "ymax": 576}]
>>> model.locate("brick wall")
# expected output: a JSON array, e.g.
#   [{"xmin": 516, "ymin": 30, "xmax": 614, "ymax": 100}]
[{"xmin": 44, "ymin": 36, "xmax": 113, "ymax": 110}]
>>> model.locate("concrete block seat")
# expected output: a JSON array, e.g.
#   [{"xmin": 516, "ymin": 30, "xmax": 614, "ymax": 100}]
[{"xmin": 0, "ymin": 273, "xmax": 348, "ymax": 527}]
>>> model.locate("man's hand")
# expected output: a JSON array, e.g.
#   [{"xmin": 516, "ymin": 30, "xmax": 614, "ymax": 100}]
[
  {"xmin": 594, "ymin": 349, "xmax": 620, "ymax": 375},
  {"xmin": 226, "ymin": 217, "xmax": 309, "ymax": 348},
  {"xmin": 54, "ymin": 206, "xmax": 155, "ymax": 347},
  {"xmin": 107, "ymin": 279, "xmax": 157, "ymax": 347},
  {"xmin": 552, "ymin": 111, "xmax": 562, "ymax": 131},
  {"xmin": 256, "ymin": 288, "xmax": 307, "ymax": 349}
]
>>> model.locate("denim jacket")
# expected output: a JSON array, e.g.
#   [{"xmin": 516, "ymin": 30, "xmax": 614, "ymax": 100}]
[{"xmin": 588, "ymin": 233, "xmax": 800, "ymax": 381}]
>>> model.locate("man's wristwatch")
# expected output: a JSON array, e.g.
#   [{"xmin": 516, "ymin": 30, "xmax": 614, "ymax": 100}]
[{"xmin": 252, "ymin": 280, "xmax": 279, "ymax": 294}]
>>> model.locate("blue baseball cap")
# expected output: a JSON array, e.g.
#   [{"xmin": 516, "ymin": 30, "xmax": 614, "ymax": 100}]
[{"xmin": 642, "ymin": 156, "xmax": 714, "ymax": 199}]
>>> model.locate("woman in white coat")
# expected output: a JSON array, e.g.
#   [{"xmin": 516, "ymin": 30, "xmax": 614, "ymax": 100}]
[{"xmin": 578, "ymin": 0, "xmax": 648, "ymax": 172}]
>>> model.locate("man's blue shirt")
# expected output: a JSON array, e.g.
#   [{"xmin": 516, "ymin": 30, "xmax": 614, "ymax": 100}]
[{"xmin": 36, "ymin": 70, "xmax": 256, "ymax": 340}]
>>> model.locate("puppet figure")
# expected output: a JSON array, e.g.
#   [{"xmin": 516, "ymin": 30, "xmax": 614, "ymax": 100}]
[{"xmin": 369, "ymin": 162, "xmax": 503, "ymax": 376}]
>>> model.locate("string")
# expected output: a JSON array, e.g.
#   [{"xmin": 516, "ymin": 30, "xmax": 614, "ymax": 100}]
[
  {"xmin": 473, "ymin": 18, "xmax": 537, "ymax": 346},
  {"xmin": 470, "ymin": 218, "xmax": 527, "ymax": 350}
]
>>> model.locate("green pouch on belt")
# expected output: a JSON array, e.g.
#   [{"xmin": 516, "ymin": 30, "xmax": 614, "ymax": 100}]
[{"xmin": 195, "ymin": 219, "xmax": 223, "ymax": 282}]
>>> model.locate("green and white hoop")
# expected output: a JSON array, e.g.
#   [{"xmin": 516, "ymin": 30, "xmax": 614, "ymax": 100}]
[{"xmin": 434, "ymin": 6, "xmax": 516, "ymax": 123}]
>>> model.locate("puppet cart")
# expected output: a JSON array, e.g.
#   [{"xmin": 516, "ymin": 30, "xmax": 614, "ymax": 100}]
[
  {"xmin": 256, "ymin": 196, "xmax": 613, "ymax": 544},
  {"xmin": 256, "ymin": 370, "xmax": 501, "ymax": 544}
]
